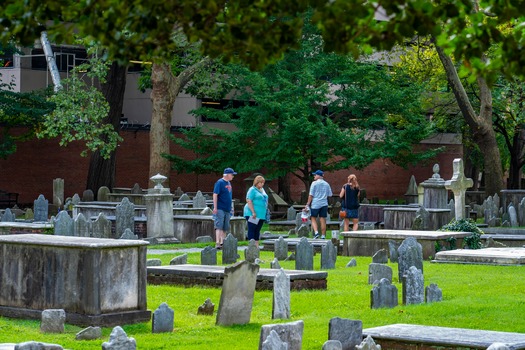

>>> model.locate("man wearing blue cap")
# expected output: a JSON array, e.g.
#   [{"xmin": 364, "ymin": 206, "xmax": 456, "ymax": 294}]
[
  {"xmin": 305, "ymin": 170, "xmax": 332, "ymax": 239},
  {"xmin": 213, "ymin": 167, "xmax": 237, "ymax": 248}
]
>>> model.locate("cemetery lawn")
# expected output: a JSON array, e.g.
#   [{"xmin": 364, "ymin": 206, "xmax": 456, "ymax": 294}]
[{"xmin": 0, "ymin": 250, "xmax": 524, "ymax": 349}]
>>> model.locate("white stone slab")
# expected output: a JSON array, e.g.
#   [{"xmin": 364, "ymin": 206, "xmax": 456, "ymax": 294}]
[
  {"xmin": 364, "ymin": 324, "xmax": 525, "ymax": 349},
  {"xmin": 434, "ymin": 247, "xmax": 525, "ymax": 265},
  {"xmin": 341, "ymin": 229, "xmax": 471, "ymax": 240}
]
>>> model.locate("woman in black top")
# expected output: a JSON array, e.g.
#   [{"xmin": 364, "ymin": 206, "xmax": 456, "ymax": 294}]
[{"xmin": 339, "ymin": 174, "xmax": 360, "ymax": 231}]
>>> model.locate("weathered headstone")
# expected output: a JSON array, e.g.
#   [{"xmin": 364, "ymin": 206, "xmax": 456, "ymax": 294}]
[
  {"xmin": 82, "ymin": 189, "xmax": 94, "ymax": 202},
  {"xmin": 487, "ymin": 343, "xmax": 511, "ymax": 350},
  {"xmin": 73, "ymin": 213, "xmax": 91, "ymax": 237},
  {"xmin": 323, "ymin": 340, "xmax": 343, "ymax": 350},
  {"xmin": 287, "ymin": 206, "xmax": 297, "ymax": 221},
  {"xmin": 147, "ymin": 259, "xmax": 162, "ymax": 266},
  {"xmin": 54, "ymin": 210, "xmax": 73, "ymax": 236},
  {"xmin": 295, "ymin": 237, "xmax": 313, "ymax": 270},
  {"xmin": 178, "ymin": 193, "xmax": 190, "ymax": 202},
  {"xmin": 245, "ymin": 239, "xmax": 260, "ymax": 263},
  {"xmin": 371, "ymin": 278, "xmax": 398, "ymax": 309},
  {"xmin": 33, "ymin": 194, "xmax": 49, "ymax": 222},
  {"xmin": 152, "ymin": 302, "xmax": 174, "ymax": 333},
  {"xmin": 397, "ymin": 237, "xmax": 423, "ymax": 281},
  {"xmin": 259, "ymin": 320, "xmax": 304, "ymax": 350},
  {"xmin": 272, "ymin": 269, "xmax": 290, "ymax": 319},
  {"xmin": 119, "ymin": 228, "xmax": 138, "ymax": 240},
  {"xmin": 116, "ymin": 197, "xmax": 135, "ymax": 237},
  {"xmin": 388, "ymin": 240, "xmax": 399, "ymax": 263},
  {"xmin": 328, "ymin": 317, "xmax": 362, "ymax": 350},
  {"xmin": 368, "ymin": 263, "xmax": 393, "ymax": 285},
  {"xmin": 262, "ymin": 330, "xmax": 288, "ymax": 350},
  {"xmin": 101, "ymin": 326, "xmax": 136, "ymax": 350},
  {"xmin": 355, "ymin": 335, "xmax": 381, "ymax": 350},
  {"xmin": 15, "ymin": 341, "xmax": 63, "ymax": 350},
  {"xmin": 145, "ymin": 173, "xmax": 174, "ymax": 241},
  {"xmin": 222, "ymin": 233, "xmax": 239, "ymax": 265},
  {"xmin": 40, "ymin": 309, "xmax": 66, "ymax": 333},
  {"xmin": 25, "ymin": 208, "xmax": 34, "ymax": 220},
  {"xmin": 192, "ymin": 190, "xmax": 207, "ymax": 208},
  {"xmin": 296, "ymin": 225, "xmax": 310, "ymax": 238},
  {"xmin": 508, "ymin": 203, "xmax": 519, "ymax": 227},
  {"xmin": 1, "ymin": 208, "xmax": 15, "ymax": 222},
  {"xmin": 196, "ymin": 235, "xmax": 213, "ymax": 243},
  {"xmin": 91, "ymin": 213, "xmax": 112, "ymax": 238},
  {"xmin": 97, "ymin": 186, "xmax": 111, "ymax": 202},
  {"xmin": 201, "ymin": 246, "xmax": 217, "ymax": 265},
  {"xmin": 131, "ymin": 183, "xmax": 142, "ymax": 194},
  {"xmin": 271, "ymin": 258, "xmax": 281, "ymax": 269},
  {"xmin": 402, "ymin": 266, "xmax": 424, "ymax": 305},
  {"xmin": 53, "ymin": 178, "xmax": 64, "ymax": 208},
  {"xmin": 274, "ymin": 236, "xmax": 288, "ymax": 261},
  {"xmin": 197, "ymin": 298, "xmax": 215, "ymax": 315},
  {"xmin": 174, "ymin": 187, "xmax": 184, "ymax": 197},
  {"xmin": 405, "ymin": 175, "xmax": 419, "ymax": 204},
  {"xmin": 346, "ymin": 258, "xmax": 357, "ymax": 267},
  {"xmin": 76, "ymin": 326, "xmax": 102, "ymax": 340},
  {"xmin": 425, "ymin": 283, "xmax": 443, "ymax": 303},
  {"xmin": 372, "ymin": 249, "xmax": 388, "ymax": 264},
  {"xmin": 170, "ymin": 254, "xmax": 188, "ymax": 265},
  {"xmin": 411, "ymin": 206, "xmax": 429, "ymax": 230},
  {"xmin": 321, "ymin": 240, "xmax": 337, "ymax": 269},
  {"xmin": 200, "ymin": 207, "xmax": 213, "ymax": 215},
  {"xmin": 444, "ymin": 158, "xmax": 474, "ymax": 220},
  {"xmin": 71, "ymin": 193, "xmax": 81, "ymax": 206},
  {"xmin": 216, "ymin": 261, "xmax": 259, "ymax": 326}
]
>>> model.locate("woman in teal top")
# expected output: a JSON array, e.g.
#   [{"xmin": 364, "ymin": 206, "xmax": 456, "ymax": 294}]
[{"xmin": 243, "ymin": 175, "xmax": 268, "ymax": 247}]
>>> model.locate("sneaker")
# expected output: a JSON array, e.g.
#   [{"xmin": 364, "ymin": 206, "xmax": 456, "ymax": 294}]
[
  {"xmin": 215, "ymin": 244, "xmax": 222, "ymax": 250},
  {"xmin": 314, "ymin": 233, "xmax": 320, "ymax": 239},
  {"xmin": 321, "ymin": 235, "xmax": 326, "ymax": 239}
]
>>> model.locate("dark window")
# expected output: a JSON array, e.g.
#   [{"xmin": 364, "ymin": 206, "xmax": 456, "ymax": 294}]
[{"xmin": 31, "ymin": 47, "xmax": 88, "ymax": 71}]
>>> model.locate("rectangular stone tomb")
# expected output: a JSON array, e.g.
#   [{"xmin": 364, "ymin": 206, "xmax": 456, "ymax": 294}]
[
  {"xmin": 147, "ymin": 264, "xmax": 327, "ymax": 290},
  {"xmin": 341, "ymin": 230, "xmax": 471, "ymax": 259},
  {"xmin": 433, "ymin": 247, "xmax": 525, "ymax": 265},
  {"xmin": 363, "ymin": 323, "xmax": 525, "ymax": 349},
  {"xmin": 0, "ymin": 234, "xmax": 151, "ymax": 327},
  {"xmin": 0, "ymin": 222, "xmax": 53, "ymax": 236},
  {"xmin": 261, "ymin": 238, "xmax": 342, "ymax": 253}
]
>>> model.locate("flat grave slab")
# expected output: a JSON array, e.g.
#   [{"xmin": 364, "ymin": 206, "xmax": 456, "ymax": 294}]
[
  {"xmin": 433, "ymin": 247, "xmax": 525, "ymax": 265},
  {"xmin": 147, "ymin": 264, "xmax": 327, "ymax": 291},
  {"xmin": 341, "ymin": 229, "xmax": 471, "ymax": 259},
  {"xmin": 269, "ymin": 219, "xmax": 341, "ymax": 231},
  {"xmin": 0, "ymin": 221, "xmax": 53, "ymax": 235},
  {"xmin": 363, "ymin": 323, "xmax": 525, "ymax": 349},
  {"xmin": 261, "ymin": 237, "xmax": 343, "ymax": 254},
  {"xmin": 481, "ymin": 234, "xmax": 525, "ymax": 247}
]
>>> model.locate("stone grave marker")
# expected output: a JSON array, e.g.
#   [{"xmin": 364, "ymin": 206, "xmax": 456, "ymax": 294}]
[
  {"xmin": 72, "ymin": 193, "xmax": 81, "ymax": 206},
  {"xmin": 388, "ymin": 240, "xmax": 399, "ymax": 263},
  {"xmin": 371, "ymin": 278, "xmax": 398, "ymax": 309},
  {"xmin": 372, "ymin": 249, "xmax": 388, "ymax": 264},
  {"xmin": 356, "ymin": 335, "xmax": 381, "ymax": 350},
  {"xmin": 262, "ymin": 330, "xmax": 288, "ymax": 350},
  {"xmin": 295, "ymin": 237, "xmax": 313, "ymax": 270},
  {"xmin": 33, "ymin": 194, "xmax": 49, "ymax": 222},
  {"xmin": 321, "ymin": 240, "xmax": 337, "ymax": 269},
  {"xmin": 508, "ymin": 203, "xmax": 518, "ymax": 227},
  {"xmin": 147, "ymin": 259, "xmax": 162, "ymax": 266},
  {"xmin": 54, "ymin": 210, "xmax": 73, "ymax": 236},
  {"xmin": 152, "ymin": 302, "xmax": 174, "ymax": 333},
  {"xmin": 402, "ymin": 266, "xmax": 424, "ymax": 305},
  {"xmin": 488, "ymin": 343, "xmax": 511, "ymax": 350},
  {"xmin": 444, "ymin": 158, "xmax": 474, "ymax": 220},
  {"xmin": 196, "ymin": 235, "xmax": 213, "ymax": 243},
  {"xmin": 131, "ymin": 183, "xmax": 142, "ymax": 194},
  {"xmin": 346, "ymin": 258, "xmax": 357, "ymax": 267},
  {"xmin": 222, "ymin": 233, "xmax": 239, "ymax": 265},
  {"xmin": 245, "ymin": 239, "xmax": 260, "ymax": 263},
  {"xmin": 287, "ymin": 206, "xmax": 297, "ymax": 221},
  {"xmin": 170, "ymin": 254, "xmax": 188, "ymax": 265},
  {"xmin": 328, "ymin": 317, "xmax": 362, "ymax": 350},
  {"xmin": 53, "ymin": 178, "xmax": 64, "ymax": 207},
  {"xmin": 1, "ymin": 208, "xmax": 14, "ymax": 222},
  {"xmin": 76, "ymin": 326, "xmax": 102, "ymax": 340},
  {"xmin": 275, "ymin": 236, "xmax": 288, "ymax": 261},
  {"xmin": 271, "ymin": 258, "xmax": 281, "ymax": 269},
  {"xmin": 200, "ymin": 207, "xmax": 213, "ymax": 215},
  {"xmin": 368, "ymin": 263, "xmax": 392, "ymax": 285},
  {"xmin": 91, "ymin": 213, "xmax": 112, "ymax": 238},
  {"xmin": 259, "ymin": 320, "xmax": 304, "ymax": 350},
  {"xmin": 102, "ymin": 326, "xmax": 136, "ymax": 350},
  {"xmin": 411, "ymin": 206, "xmax": 429, "ymax": 230},
  {"xmin": 296, "ymin": 224, "xmax": 309, "ymax": 238},
  {"xmin": 425, "ymin": 283, "xmax": 443, "ymax": 303},
  {"xmin": 197, "ymin": 298, "xmax": 215, "ymax": 315},
  {"xmin": 25, "ymin": 208, "xmax": 34, "ymax": 220},
  {"xmin": 193, "ymin": 190, "xmax": 207, "ymax": 208},
  {"xmin": 82, "ymin": 189, "xmax": 94, "ymax": 202},
  {"xmin": 323, "ymin": 340, "xmax": 342, "ymax": 350},
  {"xmin": 40, "ymin": 309, "xmax": 65, "ymax": 333},
  {"xmin": 201, "ymin": 246, "xmax": 217, "ymax": 265},
  {"xmin": 119, "ymin": 228, "xmax": 138, "ymax": 240},
  {"xmin": 272, "ymin": 269, "xmax": 290, "ymax": 320},
  {"xmin": 15, "ymin": 341, "xmax": 63, "ymax": 350},
  {"xmin": 397, "ymin": 237, "xmax": 423, "ymax": 281},
  {"xmin": 97, "ymin": 186, "xmax": 110, "ymax": 202},
  {"xmin": 116, "ymin": 197, "xmax": 135, "ymax": 237},
  {"xmin": 73, "ymin": 213, "xmax": 91, "ymax": 237},
  {"xmin": 178, "ymin": 193, "xmax": 190, "ymax": 202},
  {"xmin": 216, "ymin": 261, "xmax": 259, "ymax": 326},
  {"xmin": 174, "ymin": 187, "xmax": 183, "ymax": 197}
]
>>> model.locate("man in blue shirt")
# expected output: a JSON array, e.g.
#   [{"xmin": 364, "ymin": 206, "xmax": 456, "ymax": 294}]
[
  {"xmin": 305, "ymin": 170, "xmax": 333, "ymax": 239},
  {"xmin": 213, "ymin": 167, "xmax": 237, "ymax": 248}
]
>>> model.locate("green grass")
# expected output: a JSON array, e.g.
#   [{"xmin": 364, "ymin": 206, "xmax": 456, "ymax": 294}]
[{"xmin": 1, "ymin": 248, "xmax": 524, "ymax": 349}]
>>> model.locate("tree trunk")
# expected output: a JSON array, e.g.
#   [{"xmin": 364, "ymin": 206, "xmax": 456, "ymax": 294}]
[
  {"xmin": 435, "ymin": 43, "xmax": 504, "ymax": 197},
  {"xmin": 507, "ymin": 126, "xmax": 525, "ymax": 189},
  {"xmin": 86, "ymin": 62, "xmax": 127, "ymax": 196},
  {"xmin": 278, "ymin": 173, "xmax": 291, "ymax": 203}
]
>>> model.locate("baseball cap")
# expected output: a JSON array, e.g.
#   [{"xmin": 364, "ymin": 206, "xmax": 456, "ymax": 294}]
[
  {"xmin": 312, "ymin": 170, "xmax": 324, "ymax": 176},
  {"xmin": 224, "ymin": 167, "xmax": 237, "ymax": 175}
]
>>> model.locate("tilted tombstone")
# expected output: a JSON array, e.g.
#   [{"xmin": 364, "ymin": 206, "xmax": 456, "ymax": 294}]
[
  {"xmin": 1, "ymin": 208, "xmax": 15, "ymax": 222},
  {"xmin": 371, "ymin": 278, "xmax": 398, "ymax": 309},
  {"xmin": 82, "ymin": 189, "xmax": 94, "ymax": 202},
  {"xmin": 152, "ymin": 302, "xmax": 174, "ymax": 333},
  {"xmin": 262, "ymin": 330, "xmax": 289, "ymax": 350},
  {"xmin": 170, "ymin": 254, "xmax": 188, "ymax": 265},
  {"xmin": 102, "ymin": 326, "xmax": 136, "ymax": 350},
  {"xmin": 116, "ymin": 197, "xmax": 135, "ymax": 237},
  {"xmin": 296, "ymin": 225, "xmax": 310, "ymax": 238},
  {"xmin": 91, "ymin": 213, "xmax": 112, "ymax": 239},
  {"xmin": 321, "ymin": 240, "xmax": 337, "ymax": 270},
  {"xmin": 76, "ymin": 326, "xmax": 102, "ymax": 340},
  {"xmin": 244, "ymin": 239, "xmax": 260, "ymax": 263},
  {"xmin": 346, "ymin": 258, "xmax": 357, "ymax": 267},
  {"xmin": 272, "ymin": 268, "xmax": 290, "ymax": 320},
  {"xmin": 97, "ymin": 186, "xmax": 110, "ymax": 202},
  {"xmin": 222, "ymin": 233, "xmax": 239, "ymax": 265},
  {"xmin": 425, "ymin": 283, "xmax": 443, "ymax": 303},
  {"xmin": 274, "ymin": 236, "xmax": 288, "ymax": 261},
  {"xmin": 295, "ymin": 237, "xmax": 313, "ymax": 271},
  {"xmin": 33, "ymin": 194, "xmax": 49, "ymax": 222},
  {"xmin": 73, "ymin": 213, "xmax": 91, "ymax": 237},
  {"xmin": 402, "ymin": 266, "xmax": 424, "ymax": 305},
  {"xmin": 328, "ymin": 317, "xmax": 362, "ymax": 350},
  {"xmin": 388, "ymin": 240, "xmax": 400, "ymax": 263},
  {"xmin": 259, "ymin": 320, "xmax": 304, "ymax": 350},
  {"xmin": 372, "ymin": 249, "xmax": 388, "ymax": 264},
  {"xmin": 216, "ymin": 261, "xmax": 259, "ymax": 326},
  {"xmin": 201, "ymin": 246, "xmax": 217, "ymax": 265},
  {"xmin": 397, "ymin": 237, "xmax": 423, "ymax": 281},
  {"xmin": 368, "ymin": 263, "xmax": 393, "ymax": 285},
  {"xmin": 53, "ymin": 210, "xmax": 73, "ymax": 236}
]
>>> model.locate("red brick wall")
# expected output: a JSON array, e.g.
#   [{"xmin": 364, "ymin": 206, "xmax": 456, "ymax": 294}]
[{"xmin": 0, "ymin": 128, "xmax": 463, "ymax": 206}]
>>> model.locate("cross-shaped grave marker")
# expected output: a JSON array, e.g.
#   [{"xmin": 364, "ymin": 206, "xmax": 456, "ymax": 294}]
[{"xmin": 444, "ymin": 158, "xmax": 473, "ymax": 220}]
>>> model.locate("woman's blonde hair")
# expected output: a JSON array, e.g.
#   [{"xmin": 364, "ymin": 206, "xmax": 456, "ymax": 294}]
[
  {"xmin": 253, "ymin": 175, "xmax": 265, "ymax": 186},
  {"xmin": 348, "ymin": 174, "xmax": 359, "ymax": 189}
]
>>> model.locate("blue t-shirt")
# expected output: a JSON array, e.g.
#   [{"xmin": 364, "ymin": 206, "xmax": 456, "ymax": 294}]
[
  {"xmin": 309, "ymin": 179, "xmax": 333, "ymax": 209},
  {"xmin": 213, "ymin": 178, "xmax": 232, "ymax": 212},
  {"xmin": 243, "ymin": 186, "xmax": 268, "ymax": 219}
]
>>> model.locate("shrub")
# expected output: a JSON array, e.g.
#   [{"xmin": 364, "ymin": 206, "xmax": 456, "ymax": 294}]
[{"xmin": 440, "ymin": 218, "xmax": 483, "ymax": 249}]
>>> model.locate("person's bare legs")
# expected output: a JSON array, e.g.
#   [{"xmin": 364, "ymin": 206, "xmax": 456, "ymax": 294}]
[
  {"xmin": 311, "ymin": 216, "xmax": 319, "ymax": 237},
  {"xmin": 352, "ymin": 219, "xmax": 359, "ymax": 231},
  {"xmin": 216, "ymin": 229, "xmax": 225, "ymax": 246},
  {"xmin": 343, "ymin": 218, "xmax": 350, "ymax": 232},
  {"xmin": 320, "ymin": 217, "xmax": 327, "ymax": 238}
]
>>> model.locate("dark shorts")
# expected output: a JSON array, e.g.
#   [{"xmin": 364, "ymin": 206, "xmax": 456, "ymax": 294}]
[
  {"xmin": 345, "ymin": 209, "xmax": 359, "ymax": 219},
  {"xmin": 213, "ymin": 209, "xmax": 231, "ymax": 231},
  {"xmin": 310, "ymin": 206, "xmax": 328, "ymax": 218}
]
